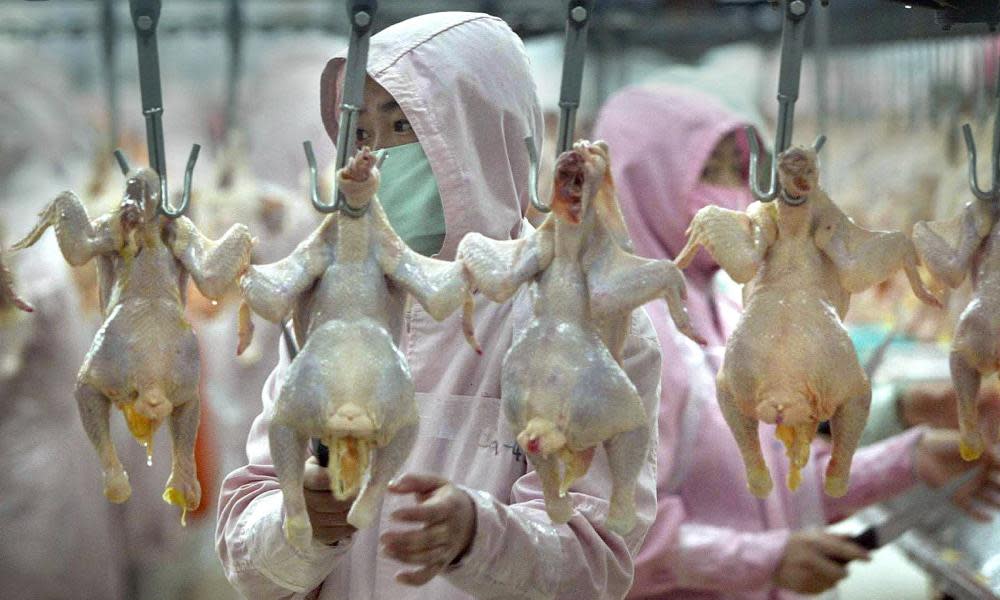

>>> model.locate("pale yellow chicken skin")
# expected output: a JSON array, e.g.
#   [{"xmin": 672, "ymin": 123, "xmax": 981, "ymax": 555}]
[
  {"xmin": 238, "ymin": 148, "xmax": 468, "ymax": 552},
  {"xmin": 913, "ymin": 198, "xmax": 1000, "ymax": 461},
  {"xmin": 459, "ymin": 140, "xmax": 701, "ymax": 535},
  {"xmin": 11, "ymin": 169, "xmax": 253, "ymax": 522},
  {"xmin": 0, "ymin": 246, "xmax": 35, "ymax": 380},
  {"xmin": 678, "ymin": 145, "xmax": 939, "ymax": 498}
]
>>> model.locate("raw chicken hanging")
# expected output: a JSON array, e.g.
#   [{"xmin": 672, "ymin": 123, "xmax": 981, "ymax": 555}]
[
  {"xmin": 678, "ymin": 144, "xmax": 940, "ymax": 498},
  {"xmin": 237, "ymin": 148, "xmax": 468, "ymax": 552},
  {"xmin": 10, "ymin": 169, "xmax": 253, "ymax": 523},
  {"xmin": 459, "ymin": 140, "xmax": 702, "ymax": 535},
  {"xmin": 913, "ymin": 198, "xmax": 1000, "ymax": 461}
]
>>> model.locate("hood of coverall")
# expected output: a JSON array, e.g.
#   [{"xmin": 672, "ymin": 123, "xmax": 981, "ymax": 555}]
[
  {"xmin": 321, "ymin": 12, "xmax": 545, "ymax": 260},
  {"xmin": 593, "ymin": 84, "xmax": 758, "ymax": 349}
]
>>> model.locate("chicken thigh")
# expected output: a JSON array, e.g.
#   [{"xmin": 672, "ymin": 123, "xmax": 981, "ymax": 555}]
[
  {"xmin": 459, "ymin": 140, "xmax": 702, "ymax": 535},
  {"xmin": 11, "ymin": 169, "xmax": 253, "ymax": 522},
  {"xmin": 678, "ymin": 145, "xmax": 939, "ymax": 498},
  {"xmin": 238, "ymin": 148, "xmax": 467, "ymax": 552},
  {"xmin": 913, "ymin": 198, "xmax": 999, "ymax": 460}
]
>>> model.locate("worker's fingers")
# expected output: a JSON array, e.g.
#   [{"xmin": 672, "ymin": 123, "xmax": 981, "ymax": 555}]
[
  {"xmin": 396, "ymin": 563, "xmax": 444, "ymax": 587},
  {"xmin": 312, "ymin": 525, "xmax": 355, "ymax": 545},
  {"xmin": 304, "ymin": 490, "xmax": 353, "ymax": 514},
  {"xmin": 971, "ymin": 488, "xmax": 1000, "ymax": 511},
  {"xmin": 382, "ymin": 542, "xmax": 451, "ymax": 566},
  {"xmin": 952, "ymin": 494, "xmax": 993, "ymax": 523},
  {"xmin": 805, "ymin": 554, "xmax": 849, "ymax": 584},
  {"xmin": 303, "ymin": 458, "xmax": 330, "ymax": 491},
  {"xmin": 390, "ymin": 497, "xmax": 452, "ymax": 525},
  {"xmin": 388, "ymin": 473, "xmax": 448, "ymax": 496},
  {"xmin": 381, "ymin": 523, "xmax": 451, "ymax": 555},
  {"xmin": 811, "ymin": 535, "xmax": 870, "ymax": 563}
]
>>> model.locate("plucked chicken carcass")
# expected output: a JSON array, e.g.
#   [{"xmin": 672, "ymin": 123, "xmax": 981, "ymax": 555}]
[
  {"xmin": 11, "ymin": 168, "xmax": 253, "ymax": 522},
  {"xmin": 913, "ymin": 198, "xmax": 1000, "ymax": 460},
  {"xmin": 678, "ymin": 144, "xmax": 940, "ymax": 498},
  {"xmin": 459, "ymin": 140, "xmax": 702, "ymax": 535},
  {"xmin": 238, "ymin": 148, "xmax": 467, "ymax": 552}
]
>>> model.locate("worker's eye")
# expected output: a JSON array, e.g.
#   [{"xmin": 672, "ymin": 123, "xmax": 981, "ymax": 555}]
[
  {"xmin": 393, "ymin": 119, "xmax": 413, "ymax": 134},
  {"xmin": 356, "ymin": 128, "xmax": 371, "ymax": 144}
]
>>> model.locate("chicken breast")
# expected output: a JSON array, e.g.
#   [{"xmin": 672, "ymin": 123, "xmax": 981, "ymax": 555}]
[
  {"xmin": 678, "ymin": 145, "xmax": 939, "ymax": 498},
  {"xmin": 10, "ymin": 169, "xmax": 253, "ymax": 523},
  {"xmin": 459, "ymin": 140, "xmax": 701, "ymax": 535}
]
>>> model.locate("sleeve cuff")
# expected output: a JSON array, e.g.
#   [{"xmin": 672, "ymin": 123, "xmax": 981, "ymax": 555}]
[{"xmin": 244, "ymin": 491, "xmax": 350, "ymax": 594}]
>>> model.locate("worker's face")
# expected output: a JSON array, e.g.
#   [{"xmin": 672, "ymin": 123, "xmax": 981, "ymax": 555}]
[
  {"xmin": 699, "ymin": 133, "xmax": 745, "ymax": 188},
  {"xmin": 352, "ymin": 77, "xmax": 418, "ymax": 151}
]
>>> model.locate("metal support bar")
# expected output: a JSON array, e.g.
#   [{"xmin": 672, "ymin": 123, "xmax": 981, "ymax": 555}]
[
  {"xmin": 128, "ymin": 0, "xmax": 199, "ymax": 217},
  {"xmin": 747, "ymin": 0, "xmax": 818, "ymax": 203},
  {"xmin": 555, "ymin": 0, "xmax": 594, "ymax": 156},
  {"xmin": 224, "ymin": 0, "xmax": 243, "ymax": 142},
  {"xmin": 533, "ymin": 0, "xmax": 596, "ymax": 214},
  {"xmin": 308, "ymin": 0, "xmax": 377, "ymax": 216},
  {"xmin": 100, "ymin": 0, "xmax": 118, "ymax": 151}
]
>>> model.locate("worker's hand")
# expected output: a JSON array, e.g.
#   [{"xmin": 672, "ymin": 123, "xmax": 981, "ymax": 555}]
[
  {"xmin": 302, "ymin": 456, "xmax": 356, "ymax": 545},
  {"xmin": 900, "ymin": 383, "xmax": 1000, "ymax": 434},
  {"xmin": 380, "ymin": 473, "xmax": 476, "ymax": 586},
  {"xmin": 915, "ymin": 429, "xmax": 1000, "ymax": 522},
  {"xmin": 773, "ymin": 531, "xmax": 870, "ymax": 594}
]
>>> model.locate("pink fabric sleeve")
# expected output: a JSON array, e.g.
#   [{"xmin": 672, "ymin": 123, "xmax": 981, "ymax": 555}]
[
  {"xmin": 216, "ymin": 342, "xmax": 350, "ymax": 598},
  {"xmin": 443, "ymin": 320, "xmax": 663, "ymax": 599},
  {"xmin": 820, "ymin": 427, "xmax": 925, "ymax": 523},
  {"xmin": 627, "ymin": 328, "xmax": 789, "ymax": 597},
  {"xmin": 631, "ymin": 499, "xmax": 790, "ymax": 597}
]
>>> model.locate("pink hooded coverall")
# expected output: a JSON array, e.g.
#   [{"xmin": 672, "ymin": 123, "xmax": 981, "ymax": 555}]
[
  {"xmin": 216, "ymin": 13, "xmax": 663, "ymax": 600},
  {"xmin": 593, "ymin": 85, "xmax": 924, "ymax": 600}
]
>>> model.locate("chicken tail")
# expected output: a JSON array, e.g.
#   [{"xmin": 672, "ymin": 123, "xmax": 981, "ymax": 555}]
[
  {"xmin": 328, "ymin": 436, "xmax": 372, "ymax": 501},
  {"xmin": 120, "ymin": 389, "xmax": 172, "ymax": 465},
  {"xmin": 775, "ymin": 423, "xmax": 814, "ymax": 491},
  {"xmin": 517, "ymin": 418, "xmax": 595, "ymax": 497}
]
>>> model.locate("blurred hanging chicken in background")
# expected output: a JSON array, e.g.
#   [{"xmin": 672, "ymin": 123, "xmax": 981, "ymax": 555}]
[
  {"xmin": 460, "ymin": 140, "xmax": 700, "ymax": 534},
  {"xmin": 11, "ymin": 168, "xmax": 253, "ymax": 522},
  {"xmin": 0, "ymin": 243, "xmax": 34, "ymax": 378},
  {"xmin": 914, "ymin": 195, "xmax": 1000, "ymax": 461},
  {"xmin": 678, "ymin": 143, "xmax": 940, "ymax": 498}
]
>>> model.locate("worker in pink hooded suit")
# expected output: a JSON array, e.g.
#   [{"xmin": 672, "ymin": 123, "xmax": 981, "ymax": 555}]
[
  {"xmin": 216, "ymin": 13, "xmax": 662, "ymax": 599},
  {"xmin": 593, "ymin": 86, "xmax": 930, "ymax": 599}
]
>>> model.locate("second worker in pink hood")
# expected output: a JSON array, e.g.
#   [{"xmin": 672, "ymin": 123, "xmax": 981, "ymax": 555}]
[{"xmin": 216, "ymin": 13, "xmax": 663, "ymax": 600}]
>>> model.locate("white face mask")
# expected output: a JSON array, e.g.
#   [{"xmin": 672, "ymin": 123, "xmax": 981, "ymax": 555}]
[{"xmin": 376, "ymin": 141, "xmax": 445, "ymax": 257}]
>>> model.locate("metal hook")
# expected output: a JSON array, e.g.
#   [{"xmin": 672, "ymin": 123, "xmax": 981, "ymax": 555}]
[
  {"xmin": 113, "ymin": 149, "xmax": 131, "ymax": 175},
  {"xmin": 962, "ymin": 44, "xmax": 1000, "ymax": 203},
  {"xmin": 308, "ymin": 0, "xmax": 377, "ymax": 216},
  {"xmin": 128, "ymin": 0, "xmax": 200, "ymax": 218},
  {"xmin": 748, "ymin": 0, "xmax": 820, "ymax": 203},
  {"xmin": 525, "ymin": 137, "xmax": 548, "ymax": 213},
  {"xmin": 555, "ymin": 0, "xmax": 595, "ymax": 156}
]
